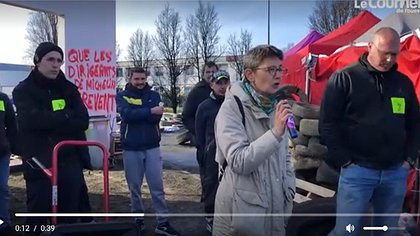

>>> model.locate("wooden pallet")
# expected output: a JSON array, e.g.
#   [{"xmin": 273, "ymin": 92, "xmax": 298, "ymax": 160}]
[
  {"xmin": 10, "ymin": 155, "xmax": 23, "ymax": 172},
  {"xmin": 294, "ymin": 178, "xmax": 336, "ymax": 203}
]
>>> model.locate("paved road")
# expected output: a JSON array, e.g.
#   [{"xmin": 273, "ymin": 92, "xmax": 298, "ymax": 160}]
[
  {"xmin": 160, "ymin": 132, "xmax": 199, "ymax": 174},
  {"xmin": 11, "ymin": 131, "xmax": 199, "ymax": 174}
]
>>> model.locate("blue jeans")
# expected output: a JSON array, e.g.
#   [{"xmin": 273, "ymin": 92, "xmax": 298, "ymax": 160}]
[
  {"xmin": 0, "ymin": 153, "xmax": 10, "ymax": 228},
  {"xmin": 329, "ymin": 163, "xmax": 408, "ymax": 236},
  {"xmin": 122, "ymin": 148, "xmax": 169, "ymax": 224}
]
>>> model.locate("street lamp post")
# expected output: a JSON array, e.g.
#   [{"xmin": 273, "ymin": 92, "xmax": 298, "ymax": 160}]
[{"xmin": 268, "ymin": 0, "xmax": 270, "ymax": 44}]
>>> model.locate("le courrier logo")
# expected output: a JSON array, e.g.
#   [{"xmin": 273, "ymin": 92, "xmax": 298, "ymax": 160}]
[{"xmin": 355, "ymin": 0, "xmax": 420, "ymax": 13}]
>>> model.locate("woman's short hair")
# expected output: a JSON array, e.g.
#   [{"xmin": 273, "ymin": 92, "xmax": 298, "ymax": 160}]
[{"xmin": 243, "ymin": 45, "xmax": 283, "ymax": 70}]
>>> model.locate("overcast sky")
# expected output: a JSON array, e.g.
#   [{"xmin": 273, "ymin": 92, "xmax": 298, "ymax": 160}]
[
  {"xmin": 0, "ymin": 0, "xmax": 395, "ymax": 64},
  {"xmin": 116, "ymin": 0, "xmax": 317, "ymax": 57}
]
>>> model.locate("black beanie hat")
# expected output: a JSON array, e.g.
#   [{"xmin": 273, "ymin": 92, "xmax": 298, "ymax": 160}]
[{"xmin": 33, "ymin": 42, "xmax": 64, "ymax": 65}]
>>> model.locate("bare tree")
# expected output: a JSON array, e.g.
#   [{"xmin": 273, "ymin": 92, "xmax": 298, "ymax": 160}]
[
  {"xmin": 281, "ymin": 42, "xmax": 295, "ymax": 52},
  {"xmin": 184, "ymin": 15, "xmax": 201, "ymax": 82},
  {"xmin": 154, "ymin": 4, "xmax": 185, "ymax": 113},
  {"xmin": 127, "ymin": 29, "xmax": 154, "ymax": 71},
  {"xmin": 116, "ymin": 42, "xmax": 122, "ymax": 62},
  {"xmin": 185, "ymin": 0, "xmax": 222, "ymax": 81},
  {"xmin": 308, "ymin": 0, "xmax": 361, "ymax": 35},
  {"xmin": 25, "ymin": 11, "xmax": 58, "ymax": 60},
  {"xmin": 227, "ymin": 29, "xmax": 252, "ymax": 81}
]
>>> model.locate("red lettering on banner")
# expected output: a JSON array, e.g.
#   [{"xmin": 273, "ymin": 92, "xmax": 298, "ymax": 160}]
[
  {"xmin": 68, "ymin": 65, "xmax": 76, "ymax": 78},
  {"xmin": 67, "ymin": 48, "xmax": 90, "ymax": 63},
  {"xmin": 82, "ymin": 64, "xmax": 115, "ymax": 79},
  {"xmin": 111, "ymin": 66, "xmax": 116, "ymax": 77},
  {"xmin": 81, "ymin": 91, "xmax": 93, "ymax": 110},
  {"xmin": 81, "ymin": 91, "xmax": 115, "ymax": 113},
  {"xmin": 78, "ymin": 64, "xmax": 86, "ymax": 78},
  {"xmin": 94, "ymin": 50, "xmax": 112, "ymax": 63},
  {"xmin": 67, "ymin": 48, "xmax": 116, "ymax": 114},
  {"xmin": 75, "ymin": 78, "xmax": 83, "ymax": 89},
  {"xmin": 85, "ymin": 77, "xmax": 116, "ymax": 91}
]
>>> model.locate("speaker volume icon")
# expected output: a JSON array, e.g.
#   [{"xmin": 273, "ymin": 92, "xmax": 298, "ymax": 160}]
[{"xmin": 346, "ymin": 224, "xmax": 355, "ymax": 233}]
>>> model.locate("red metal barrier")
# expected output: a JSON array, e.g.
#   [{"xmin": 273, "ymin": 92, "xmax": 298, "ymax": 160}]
[{"xmin": 36, "ymin": 140, "xmax": 109, "ymax": 224}]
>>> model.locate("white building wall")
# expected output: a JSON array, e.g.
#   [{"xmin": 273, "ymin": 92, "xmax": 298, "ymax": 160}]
[{"xmin": 2, "ymin": 1, "xmax": 117, "ymax": 166}]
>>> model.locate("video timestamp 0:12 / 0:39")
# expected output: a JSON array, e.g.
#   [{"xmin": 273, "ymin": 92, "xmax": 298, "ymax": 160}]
[{"xmin": 14, "ymin": 224, "xmax": 56, "ymax": 233}]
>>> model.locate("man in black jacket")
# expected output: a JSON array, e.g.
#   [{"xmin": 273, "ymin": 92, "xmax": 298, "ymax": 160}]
[
  {"xmin": 183, "ymin": 61, "xmax": 219, "ymax": 137},
  {"xmin": 0, "ymin": 92, "xmax": 17, "ymax": 234},
  {"xmin": 195, "ymin": 70, "xmax": 230, "ymax": 233},
  {"xmin": 13, "ymin": 42, "xmax": 91, "ymax": 236},
  {"xmin": 320, "ymin": 27, "xmax": 420, "ymax": 236},
  {"xmin": 182, "ymin": 61, "xmax": 218, "ymax": 200}
]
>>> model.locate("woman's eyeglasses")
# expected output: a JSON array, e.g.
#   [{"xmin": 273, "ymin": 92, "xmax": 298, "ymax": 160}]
[{"xmin": 254, "ymin": 66, "xmax": 288, "ymax": 76}]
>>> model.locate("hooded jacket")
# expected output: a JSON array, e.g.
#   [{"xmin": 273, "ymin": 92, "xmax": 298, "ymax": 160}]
[
  {"xmin": 12, "ymin": 69, "xmax": 91, "ymax": 180},
  {"xmin": 319, "ymin": 52, "xmax": 420, "ymax": 170},
  {"xmin": 0, "ymin": 92, "xmax": 17, "ymax": 157},
  {"xmin": 116, "ymin": 84, "xmax": 162, "ymax": 151}
]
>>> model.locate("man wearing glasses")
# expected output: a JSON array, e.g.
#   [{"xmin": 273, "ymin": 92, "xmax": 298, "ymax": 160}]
[
  {"xmin": 116, "ymin": 68, "xmax": 179, "ymax": 236},
  {"xmin": 13, "ymin": 42, "xmax": 91, "ymax": 236},
  {"xmin": 320, "ymin": 27, "xmax": 420, "ymax": 236}
]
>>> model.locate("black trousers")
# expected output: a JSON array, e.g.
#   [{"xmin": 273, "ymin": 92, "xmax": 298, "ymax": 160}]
[
  {"xmin": 202, "ymin": 152, "xmax": 219, "ymax": 215},
  {"xmin": 196, "ymin": 148, "xmax": 205, "ymax": 202},
  {"xmin": 23, "ymin": 161, "xmax": 84, "ymax": 236},
  {"xmin": 79, "ymin": 178, "xmax": 93, "ymax": 223}
]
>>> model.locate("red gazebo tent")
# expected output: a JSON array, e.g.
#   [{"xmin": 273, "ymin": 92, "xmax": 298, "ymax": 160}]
[{"xmin": 282, "ymin": 10, "xmax": 381, "ymax": 104}]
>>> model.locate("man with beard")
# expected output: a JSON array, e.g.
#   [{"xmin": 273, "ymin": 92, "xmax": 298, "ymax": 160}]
[{"xmin": 116, "ymin": 68, "xmax": 179, "ymax": 236}]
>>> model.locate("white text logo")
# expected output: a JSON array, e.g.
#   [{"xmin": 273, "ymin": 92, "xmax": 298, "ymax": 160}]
[
  {"xmin": 355, "ymin": 0, "xmax": 420, "ymax": 13},
  {"xmin": 355, "ymin": 0, "xmax": 420, "ymax": 9}
]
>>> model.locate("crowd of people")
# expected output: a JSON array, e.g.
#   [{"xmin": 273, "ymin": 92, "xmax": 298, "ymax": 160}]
[{"xmin": 0, "ymin": 26, "xmax": 418, "ymax": 236}]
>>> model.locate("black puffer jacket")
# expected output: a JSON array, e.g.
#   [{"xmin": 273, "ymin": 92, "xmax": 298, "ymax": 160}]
[
  {"xmin": 320, "ymin": 52, "xmax": 420, "ymax": 170},
  {"xmin": 13, "ymin": 69, "xmax": 91, "ymax": 180}
]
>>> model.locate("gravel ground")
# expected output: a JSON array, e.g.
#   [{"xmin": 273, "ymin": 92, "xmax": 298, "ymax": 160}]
[{"xmin": 8, "ymin": 131, "xmax": 210, "ymax": 236}]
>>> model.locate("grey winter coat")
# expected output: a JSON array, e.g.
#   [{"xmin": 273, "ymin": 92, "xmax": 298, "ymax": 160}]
[{"xmin": 212, "ymin": 82, "xmax": 296, "ymax": 236}]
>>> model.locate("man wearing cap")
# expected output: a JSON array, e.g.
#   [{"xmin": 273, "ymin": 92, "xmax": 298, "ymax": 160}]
[
  {"xmin": 195, "ymin": 70, "xmax": 230, "ymax": 233},
  {"xmin": 12, "ymin": 42, "xmax": 91, "ymax": 236}
]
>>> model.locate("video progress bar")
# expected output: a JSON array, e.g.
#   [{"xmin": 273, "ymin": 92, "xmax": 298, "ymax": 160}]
[
  {"xmin": 15, "ymin": 213, "xmax": 145, "ymax": 217},
  {"xmin": 15, "ymin": 213, "xmax": 420, "ymax": 217}
]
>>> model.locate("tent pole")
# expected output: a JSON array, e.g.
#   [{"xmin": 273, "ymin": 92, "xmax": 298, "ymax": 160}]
[
  {"xmin": 305, "ymin": 68, "xmax": 310, "ymax": 102},
  {"xmin": 267, "ymin": 0, "xmax": 270, "ymax": 44}
]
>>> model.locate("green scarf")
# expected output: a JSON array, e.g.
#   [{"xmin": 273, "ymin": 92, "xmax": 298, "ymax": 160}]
[{"xmin": 242, "ymin": 81, "xmax": 278, "ymax": 115}]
